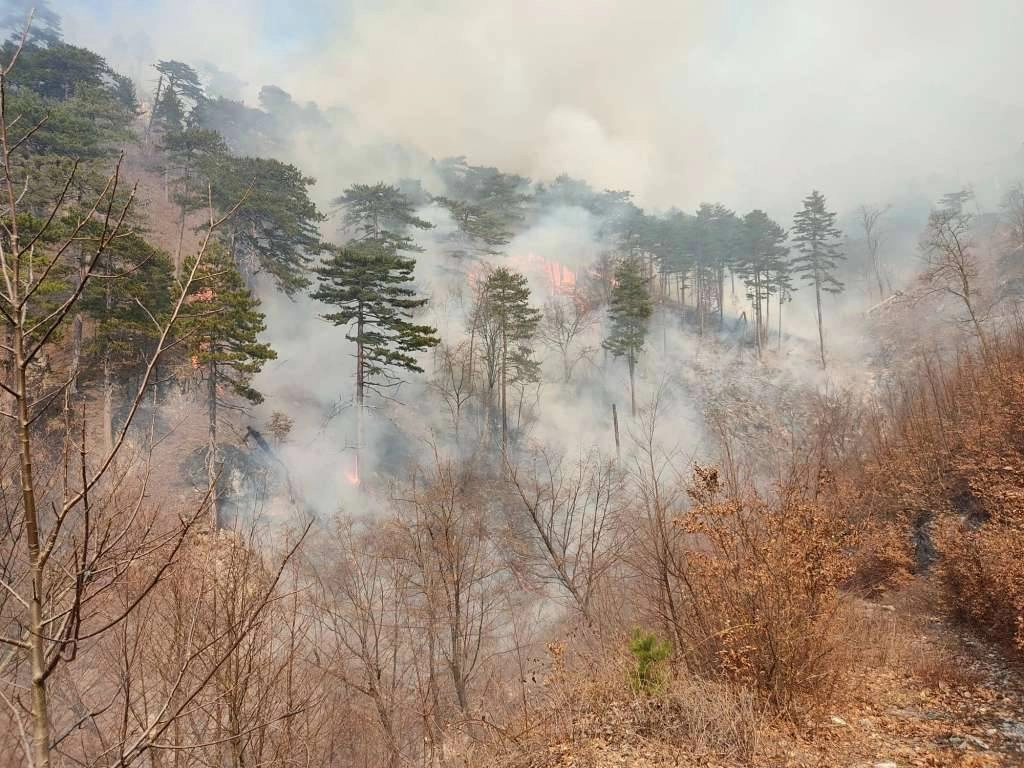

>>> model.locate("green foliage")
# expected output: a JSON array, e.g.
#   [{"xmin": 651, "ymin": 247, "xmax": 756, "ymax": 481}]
[
  {"xmin": 737, "ymin": 210, "xmax": 790, "ymax": 302},
  {"xmin": 476, "ymin": 267, "xmax": 543, "ymax": 388},
  {"xmin": 334, "ymin": 182, "xmax": 432, "ymax": 252},
  {"xmin": 312, "ymin": 240, "xmax": 439, "ymax": 395},
  {"xmin": 79, "ymin": 229, "xmax": 174, "ymax": 380},
  {"xmin": 628, "ymin": 629, "xmax": 672, "ymax": 694},
  {"xmin": 162, "ymin": 126, "xmax": 228, "ymax": 218},
  {"xmin": 152, "ymin": 84, "xmax": 186, "ymax": 134},
  {"xmin": 603, "ymin": 258, "xmax": 653, "ymax": 368},
  {"xmin": 791, "ymin": 190, "xmax": 844, "ymax": 295},
  {"xmin": 200, "ymin": 153, "xmax": 324, "ymax": 295},
  {"xmin": 180, "ymin": 244, "xmax": 275, "ymax": 404},
  {"xmin": 154, "ymin": 59, "xmax": 204, "ymax": 107},
  {"xmin": 4, "ymin": 41, "xmax": 106, "ymax": 99},
  {"xmin": 434, "ymin": 157, "xmax": 532, "ymax": 257},
  {"xmin": 6, "ymin": 82, "xmax": 133, "ymax": 160},
  {"xmin": 653, "ymin": 209, "xmax": 695, "ymax": 278}
]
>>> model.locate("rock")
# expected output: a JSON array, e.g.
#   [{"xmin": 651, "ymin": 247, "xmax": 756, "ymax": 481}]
[
  {"xmin": 858, "ymin": 718, "xmax": 874, "ymax": 729},
  {"xmin": 830, "ymin": 715, "xmax": 848, "ymax": 726},
  {"xmin": 1002, "ymin": 720, "xmax": 1024, "ymax": 741},
  {"xmin": 874, "ymin": 762, "xmax": 898, "ymax": 768},
  {"xmin": 965, "ymin": 735, "xmax": 989, "ymax": 750}
]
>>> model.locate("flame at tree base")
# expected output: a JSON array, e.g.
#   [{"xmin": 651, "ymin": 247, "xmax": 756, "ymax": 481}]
[{"xmin": 342, "ymin": 460, "xmax": 360, "ymax": 487}]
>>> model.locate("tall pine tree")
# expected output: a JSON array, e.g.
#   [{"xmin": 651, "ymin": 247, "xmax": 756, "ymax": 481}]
[
  {"xmin": 737, "ymin": 210, "xmax": 789, "ymax": 358},
  {"xmin": 603, "ymin": 258, "xmax": 653, "ymax": 417},
  {"xmin": 474, "ymin": 267, "xmax": 541, "ymax": 452},
  {"xmin": 181, "ymin": 244, "xmax": 275, "ymax": 527},
  {"xmin": 791, "ymin": 190, "xmax": 844, "ymax": 368},
  {"xmin": 312, "ymin": 240, "xmax": 439, "ymax": 479}
]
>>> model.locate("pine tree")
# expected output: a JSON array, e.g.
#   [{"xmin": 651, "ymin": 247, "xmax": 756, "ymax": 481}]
[
  {"xmin": 180, "ymin": 244, "xmax": 276, "ymax": 527},
  {"xmin": 692, "ymin": 203, "xmax": 736, "ymax": 334},
  {"xmin": 201, "ymin": 154, "xmax": 325, "ymax": 295},
  {"xmin": 791, "ymin": 190, "xmax": 844, "ymax": 368},
  {"xmin": 312, "ymin": 240, "xmax": 439, "ymax": 478},
  {"xmin": 737, "ymin": 210, "xmax": 789, "ymax": 358},
  {"xmin": 603, "ymin": 258, "xmax": 653, "ymax": 417},
  {"xmin": 334, "ymin": 182, "xmax": 432, "ymax": 251},
  {"xmin": 151, "ymin": 84, "xmax": 185, "ymax": 135},
  {"xmin": 79, "ymin": 229, "xmax": 173, "ymax": 450},
  {"xmin": 474, "ymin": 267, "xmax": 541, "ymax": 452},
  {"xmin": 162, "ymin": 126, "xmax": 227, "ymax": 275},
  {"xmin": 434, "ymin": 157, "xmax": 531, "ymax": 258}
]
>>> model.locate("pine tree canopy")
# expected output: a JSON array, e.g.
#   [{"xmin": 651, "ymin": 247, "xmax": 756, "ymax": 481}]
[
  {"xmin": 477, "ymin": 266, "xmax": 542, "ymax": 384},
  {"xmin": 737, "ymin": 209, "xmax": 790, "ymax": 300},
  {"xmin": 180, "ymin": 244, "xmax": 276, "ymax": 405},
  {"xmin": 201, "ymin": 153, "xmax": 325, "ymax": 295},
  {"xmin": 312, "ymin": 240, "xmax": 439, "ymax": 389},
  {"xmin": 334, "ymin": 182, "xmax": 432, "ymax": 250},
  {"xmin": 603, "ymin": 258, "xmax": 653, "ymax": 364},
  {"xmin": 791, "ymin": 190, "xmax": 845, "ymax": 294}
]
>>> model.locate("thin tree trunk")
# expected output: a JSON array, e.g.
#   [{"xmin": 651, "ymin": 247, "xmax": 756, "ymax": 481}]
[
  {"xmin": 356, "ymin": 314, "xmax": 365, "ymax": 485},
  {"xmin": 103, "ymin": 349, "xmax": 113, "ymax": 454},
  {"xmin": 814, "ymin": 274, "xmax": 826, "ymax": 369},
  {"xmin": 208, "ymin": 359, "xmax": 219, "ymax": 529},
  {"xmin": 174, "ymin": 174, "xmax": 189, "ymax": 279},
  {"xmin": 70, "ymin": 240, "xmax": 87, "ymax": 395},
  {"xmin": 15, "ymin": 317, "xmax": 51, "ymax": 768},
  {"xmin": 628, "ymin": 355, "xmax": 636, "ymax": 418},
  {"xmin": 500, "ymin": 326, "xmax": 508, "ymax": 454},
  {"xmin": 145, "ymin": 74, "xmax": 164, "ymax": 149},
  {"xmin": 778, "ymin": 291, "xmax": 784, "ymax": 352}
]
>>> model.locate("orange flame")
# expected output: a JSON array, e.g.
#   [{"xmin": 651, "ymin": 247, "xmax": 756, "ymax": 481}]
[{"xmin": 468, "ymin": 253, "xmax": 576, "ymax": 296}]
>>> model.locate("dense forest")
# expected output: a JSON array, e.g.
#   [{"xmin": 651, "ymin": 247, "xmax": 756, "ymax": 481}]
[{"xmin": 2, "ymin": 2, "xmax": 1024, "ymax": 767}]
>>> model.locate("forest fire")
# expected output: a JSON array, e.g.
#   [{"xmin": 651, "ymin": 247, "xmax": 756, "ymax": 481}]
[{"xmin": 467, "ymin": 253, "xmax": 576, "ymax": 296}]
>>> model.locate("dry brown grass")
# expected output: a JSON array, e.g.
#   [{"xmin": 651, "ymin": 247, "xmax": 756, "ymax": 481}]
[{"xmin": 478, "ymin": 643, "xmax": 764, "ymax": 768}]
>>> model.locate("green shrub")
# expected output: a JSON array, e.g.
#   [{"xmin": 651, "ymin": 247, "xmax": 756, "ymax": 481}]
[{"xmin": 628, "ymin": 628, "xmax": 672, "ymax": 694}]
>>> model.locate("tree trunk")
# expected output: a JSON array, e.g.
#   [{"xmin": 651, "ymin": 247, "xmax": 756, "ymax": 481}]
[
  {"xmin": 753, "ymin": 272, "xmax": 762, "ymax": 359},
  {"xmin": 174, "ymin": 174, "xmax": 189, "ymax": 279},
  {"xmin": 500, "ymin": 326, "xmax": 508, "ymax": 454},
  {"xmin": 145, "ymin": 74, "xmax": 164, "ymax": 149},
  {"xmin": 15, "ymin": 319, "xmax": 52, "ymax": 768},
  {"xmin": 778, "ymin": 291, "xmax": 784, "ymax": 352},
  {"xmin": 355, "ymin": 314, "xmax": 365, "ymax": 485},
  {"xmin": 814, "ymin": 272, "xmax": 826, "ymax": 369},
  {"xmin": 208, "ymin": 359, "xmax": 219, "ymax": 529},
  {"xmin": 628, "ymin": 354, "xmax": 636, "ymax": 418},
  {"xmin": 103, "ymin": 349, "xmax": 113, "ymax": 454}
]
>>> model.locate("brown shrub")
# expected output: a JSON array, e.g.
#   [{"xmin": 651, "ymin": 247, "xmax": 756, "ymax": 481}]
[
  {"xmin": 851, "ymin": 328, "xmax": 1024, "ymax": 654},
  {"xmin": 669, "ymin": 465, "xmax": 854, "ymax": 715},
  {"xmin": 937, "ymin": 512, "xmax": 1024, "ymax": 651}
]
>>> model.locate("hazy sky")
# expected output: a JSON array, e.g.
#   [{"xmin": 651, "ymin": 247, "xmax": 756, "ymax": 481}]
[{"xmin": 57, "ymin": 0, "xmax": 1024, "ymax": 215}]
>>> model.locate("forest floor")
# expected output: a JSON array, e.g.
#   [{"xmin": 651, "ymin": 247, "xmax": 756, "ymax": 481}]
[{"xmin": 518, "ymin": 580, "xmax": 1024, "ymax": 768}]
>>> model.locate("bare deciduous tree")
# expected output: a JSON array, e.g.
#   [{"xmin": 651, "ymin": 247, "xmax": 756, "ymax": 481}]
[
  {"xmin": 506, "ymin": 447, "xmax": 625, "ymax": 623},
  {"xmin": 538, "ymin": 294, "xmax": 596, "ymax": 383},
  {"xmin": 920, "ymin": 193, "xmax": 992, "ymax": 358},
  {"xmin": 859, "ymin": 204, "xmax": 891, "ymax": 301}
]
